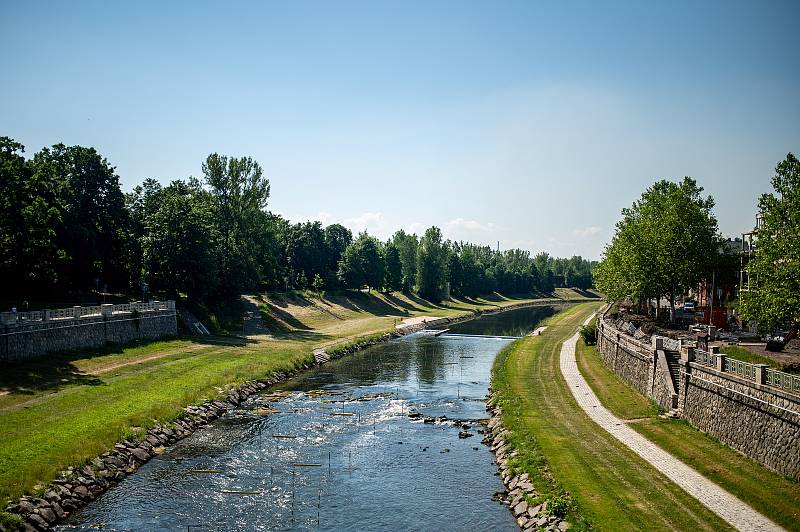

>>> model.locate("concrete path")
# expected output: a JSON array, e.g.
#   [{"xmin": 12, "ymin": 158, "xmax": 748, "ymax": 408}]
[{"xmin": 560, "ymin": 317, "xmax": 783, "ymax": 532}]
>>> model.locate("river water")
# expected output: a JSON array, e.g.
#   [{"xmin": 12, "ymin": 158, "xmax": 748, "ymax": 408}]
[{"xmin": 62, "ymin": 305, "xmax": 558, "ymax": 531}]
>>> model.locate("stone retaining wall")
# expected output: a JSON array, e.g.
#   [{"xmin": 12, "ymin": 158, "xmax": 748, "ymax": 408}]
[
  {"xmin": 680, "ymin": 362, "xmax": 800, "ymax": 478},
  {"xmin": 597, "ymin": 309, "xmax": 800, "ymax": 479},
  {"xmin": 1, "ymin": 307, "xmax": 177, "ymax": 362}
]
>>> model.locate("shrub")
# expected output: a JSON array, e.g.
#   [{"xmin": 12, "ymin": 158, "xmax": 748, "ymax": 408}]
[{"xmin": 579, "ymin": 323, "xmax": 597, "ymax": 345}]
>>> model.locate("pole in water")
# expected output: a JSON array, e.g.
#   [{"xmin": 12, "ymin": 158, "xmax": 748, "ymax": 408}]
[{"xmin": 328, "ymin": 451, "xmax": 331, "ymax": 475}]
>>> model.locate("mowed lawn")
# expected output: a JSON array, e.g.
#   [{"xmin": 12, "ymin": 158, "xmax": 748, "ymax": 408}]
[
  {"xmin": 576, "ymin": 336, "xmax": 800, "ymax": 531},
  {"xmin": 0, "ymin": 290, "xmax": 574, "ymax": 505},
  {"xmin": 492, "ymin": 302, "xmax": 732, "ymax": 531}
]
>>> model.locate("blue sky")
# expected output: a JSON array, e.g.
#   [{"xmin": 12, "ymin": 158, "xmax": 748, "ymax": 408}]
[{"xmin": 2, "ymin": 1, "xmax": 798, "ymax": 259}]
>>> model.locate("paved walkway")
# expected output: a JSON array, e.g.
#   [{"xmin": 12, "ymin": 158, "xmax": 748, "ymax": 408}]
[{"xmin": 560, "ymin": 316, "xmax": 783, "ymax": 532}]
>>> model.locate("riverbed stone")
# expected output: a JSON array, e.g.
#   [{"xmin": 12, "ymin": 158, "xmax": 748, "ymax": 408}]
[
  {"xmin": 37, "ymin": 507, "xmax": 56, "ymax": 524},
  {"xmin": 26, "ymin": 514, "xmax": 48, "ymax": 530},
  {"xmin": 514, "ymin": 500, "xmax": 529, "ymax": 516},
  {"xmin": 130, "ymin": 448, "xmax": 150, "ymax": 462}
]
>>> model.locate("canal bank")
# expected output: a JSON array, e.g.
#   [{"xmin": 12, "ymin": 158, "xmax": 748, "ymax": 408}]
[
  {"xmin": 5, "ymin": 299, "xmax": 569, "ymax": 531},
  {"xmin": 490, "ymin": 302, "xmax": 733, "ymax": 531}
]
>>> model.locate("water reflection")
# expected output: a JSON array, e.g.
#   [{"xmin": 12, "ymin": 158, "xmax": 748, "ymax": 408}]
[
  {"xmin": 62, "ymin": 307, "xmax": 556, "ymax": 531},
  {"xmin": 441, "ymin": 305, "xmax": 561, "ymax": 337}
]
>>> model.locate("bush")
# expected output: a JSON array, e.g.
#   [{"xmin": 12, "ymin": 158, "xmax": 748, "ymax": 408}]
[
  {"xmin": 0, "ymin": 511, "xmax": 23, "ymax": 531},
  {"xmin": 579, "ymin": 323, "xmax": 597, "ymax": 345}
]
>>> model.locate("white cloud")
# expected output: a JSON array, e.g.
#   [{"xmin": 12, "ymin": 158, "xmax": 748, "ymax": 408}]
[
  {"xmin": 342, "ymin": 212, "xmax": 385, "ymax": 234},
  {"xmin": 571, "ymin": 226, "xmax": 601, "ymax": 238},
  {"xmin": 445, "ymin": 218, "xmax": 497, "ymax": 233}
]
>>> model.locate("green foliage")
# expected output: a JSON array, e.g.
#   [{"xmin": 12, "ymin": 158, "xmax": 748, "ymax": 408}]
[
  {"xmin": 202, "ymin": 153, "xmax": 271, "ymax": 296},
  {"xmin": 337, "ymin": 232, "xmax": 385, "ymax": 291},
  {"xmin": 0, "ymin": 511, "xmax": 23, "ymax": 530},
  {"xmin": 383, "ymin": 242, "xmax": 403, "ymax": 291},
  {"xmin": 391, "ymin": 229, "xmax": 419, "ymax": 292},
  {"xmin": 0, "ymin": 134, "xmax": 595, "ymax": 308},
  {"xmin": 311, "ymin": 273, "xmax": 325, "ymax": 294},
  {"xmin": 416, "ymin": 226, "xmax": 448, "ymax": 301},
  {"xmin": 579, "ymin": 322, "xmax": 597, "ymax": 345},
  {"xmin": 740, "ymin": 153, "xmax": 800, "ymax": 333},
  {"xmin": 595, "ymin": 177, "xmax": 720, "ymax": 317}
]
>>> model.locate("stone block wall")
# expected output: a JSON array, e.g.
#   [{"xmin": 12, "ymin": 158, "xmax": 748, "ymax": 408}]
[
  {"xmin": 597, "ymin": 310, "xmax": 800, "ymax": 479},
  {"xmin": 1, "ymin": 308, "xmax": 177, "ymax": 362},
  {"xmin": 597, "ymin": 325, "xmax": 654, "ymax": 398},
  {"xmin": 652, "ymin": 352, "xmax": 676, "ymax": 411},
  {"xmin": 680, "ymin": 363, "xmax": 800, "ymax": 478}
]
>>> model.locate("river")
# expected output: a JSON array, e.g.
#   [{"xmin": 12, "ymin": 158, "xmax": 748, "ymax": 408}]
[{"xmin": 62, "ymin": 304, "xmax": 559, "ymax": 531}]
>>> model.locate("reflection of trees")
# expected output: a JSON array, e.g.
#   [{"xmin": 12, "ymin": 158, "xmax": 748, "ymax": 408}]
[
  {"xmin": 446, "ymin": 306, "xmax": 559, "ymax": 337},
  {"xmin": 412, "ymin": 337, "xmax": 449, "ymax": 386}
]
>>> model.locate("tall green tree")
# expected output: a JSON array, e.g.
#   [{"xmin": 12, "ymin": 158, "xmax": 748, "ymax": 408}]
[
  {"xmin": 416, "ymin": 226, "xmax": 448, "ymax": 301},
  {"xmin": 141, "ymin": 180, "xmax": 220, "ymax": 300},
  {"xmin": 337, "ymin": 232, "xmax": 385, "ymax": 291},
  {"xmin": 391, "ymin": 230, "xmax": 418, "ymax": 292},
  {"xmin": 202, "ymin": 153, "xmax": 270, "ymax": 295},
  {"xmin": 32, "ymin": 144, "xmax": 131, "ymax": 293},
  {"xmin": 595, "ymin": 177, "xmax": 720, "ymax": 319},
  {"xmin": 323, "ymin": 223, "xmax": 353, "ymax": 287},
  {"xmin": 740, "ymin": 153, "xmax": 800, "ymax": 333},
  {"xmin": 384, "ymin": 242, "xmax": 403, "ymax": 291},
  {"xmin": 0, "ymin": 137, "xmax": 65, "ymax": 297}
]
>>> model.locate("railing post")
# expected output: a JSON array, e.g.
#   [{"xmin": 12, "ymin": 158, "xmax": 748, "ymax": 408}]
[
  {"xmin": 681, "ymin": 346, "xmax": 695, "ymax": 363},
  {"xmin": 101, "ymin": 304, "xmax": 113, "ymax": 318},
  {"xmin": 754, "ymin": 364, "xmax": 768, "ymax": 385},
  {"xmin": 716, "ymin": 353, "xmax": 726, "ymax": 372},
  {"xmin": 73, "ymin": 306, "xmax": 82, "ymax": 319}
]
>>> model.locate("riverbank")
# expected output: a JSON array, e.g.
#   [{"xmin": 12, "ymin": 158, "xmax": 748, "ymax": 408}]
[
  {"xmin": 0, "ymin": 290, "xmax": 592, "ymax": 529},
  {"xmin": 490, "ymin": 302, "xmax": 732, "ymax": 530}
]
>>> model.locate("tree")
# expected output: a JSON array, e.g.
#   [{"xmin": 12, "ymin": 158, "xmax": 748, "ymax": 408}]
[
  {"xmin": 416, "ymin": 226, "xmax": 448, "ymax": 301},
  {"xmin": 391, "ymin": 230, "xmax": 418, "ymax": 292},
  {"xmin": 595, "ymin": 177, "xmax": 720, "ymax": 320},
  {"xmin": 312, "ymin": 273, "xmax": 325, "ymax": 294},
  {"xmin": 323, "ymin": 223, "xmax": 353, "ymax": 287},
  {"xmin": 285, "ymin": 221, "xmax": 327, "ymax": 288},
  {"xmin": 141, "ymin": 180, "xmax": 220, "ymax": 300},
  {"xmin": 202, "ymin": 153, "xmax": 270, "ymax": 295},
  {"xmin": 32, "ymin": 143, "xmax": 131, "ymax": 293},
  {"xmin": 337, "ymin": 232, "xmax": 385, "ymax": 291},
  {"xmin": 740, "ymin": 153, "xmax": 800, "ymax": 333},
  {"xmin": 0, "ymin": 137, "xmax": 65, "ymax": 298},
  {"xmin": 384, "ymin": 242, "xmax": 403, "ymax": 291}
]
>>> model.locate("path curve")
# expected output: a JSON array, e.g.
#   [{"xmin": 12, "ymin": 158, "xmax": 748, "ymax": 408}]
[{"xmin": 560, "ymin": 316, "xmax": 783, "ymax": 532}]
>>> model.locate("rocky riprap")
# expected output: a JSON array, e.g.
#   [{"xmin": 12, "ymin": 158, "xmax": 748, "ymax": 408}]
[
  {"xmin": 484, "ymin": 393, "xmax": 571, "ymax": 532},
  {"xmin": 2, "ymin": 366, "xmax": 318, "ymax": 532}
]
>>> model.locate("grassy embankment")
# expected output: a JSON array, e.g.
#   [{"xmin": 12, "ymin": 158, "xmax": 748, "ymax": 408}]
[
  {"xmin": 492, "ymin": 302, "xmax": 732, "ymax": 531},
  {"xmin": 0, "ymin": 288, "xmax": 594, "ymax": 506},
  {"xmin": 576, "ymin": 333, "xmax": 800, "ymax": 531}
]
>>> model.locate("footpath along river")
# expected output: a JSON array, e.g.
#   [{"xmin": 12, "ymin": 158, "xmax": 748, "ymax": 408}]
[{"xmin": 61, "ymin": 304, "xmax": 561, "ymax": 531}]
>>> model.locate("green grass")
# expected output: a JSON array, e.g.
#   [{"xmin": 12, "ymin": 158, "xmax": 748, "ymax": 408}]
[
  {"xmin": 0, "ymin": 289, "xmax": 568, "ymax": 505},
  {"xmin": 576, "ymin": 339, "xmax": 800, "ymax": 531},
  {"xmin": 719, "ymin": 345, "xmax": 800, "ymax": 374},
  {"xmin": 492, "ymin": 302, "xmax": 731, "ymax": 531}
]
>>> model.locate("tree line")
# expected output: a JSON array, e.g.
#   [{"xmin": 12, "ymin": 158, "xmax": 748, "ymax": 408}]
[{"xmin": 0, "ymin": 136, "xmax": 595, "ymax": 305}]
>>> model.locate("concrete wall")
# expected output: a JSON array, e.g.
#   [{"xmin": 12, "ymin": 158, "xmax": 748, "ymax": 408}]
[
  {"xmin": 1, "ymin": 307, "xmax": 177, "ymax": 362},
  {"xmin": 597, "ymin": 312, "xmax": 800, "ymax": 479}
]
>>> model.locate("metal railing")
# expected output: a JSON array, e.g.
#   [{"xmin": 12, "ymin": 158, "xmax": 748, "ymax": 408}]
[
  {"xmin": 724, "ymin": 357, "xmax": 757, "ymax": 381},
  {"xmin": 695, "ymin": 349, "xmax": 717, "ymax": 367},
  {"xmin": 765, "ymin": 369, "xmax": 800, "ymax": 392}
]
